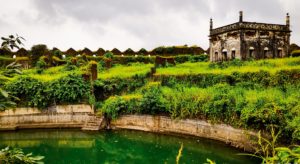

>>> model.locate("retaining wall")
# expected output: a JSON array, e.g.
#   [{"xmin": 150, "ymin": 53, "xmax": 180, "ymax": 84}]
[
  {"xmin": 0, "ymin": 104, "xmax": 93, "ymax": 130},
  {"xmin": 111, "ymin": 114, "xmax": 256, "ymax": 151}
]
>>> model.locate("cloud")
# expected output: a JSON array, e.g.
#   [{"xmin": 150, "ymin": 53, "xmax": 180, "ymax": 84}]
[{"xmin": 0, "ymin": 0, "xmax": 298, "ymax": 51}]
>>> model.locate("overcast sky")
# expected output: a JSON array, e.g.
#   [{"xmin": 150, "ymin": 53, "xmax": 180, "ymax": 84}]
[{"xmin": 0, "ymin": 0, "xmax": 299, "ymax": 51}]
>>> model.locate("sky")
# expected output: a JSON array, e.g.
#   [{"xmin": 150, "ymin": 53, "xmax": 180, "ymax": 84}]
[{"xmin": 0, "ymin": 0, "xmax": 299, "ymax": 51}]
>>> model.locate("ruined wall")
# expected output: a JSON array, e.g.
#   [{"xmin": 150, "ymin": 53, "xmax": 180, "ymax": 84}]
[
  {"xmin": 210, "ymin": 32, "xmax": 241, "ymax": 61},
  {"xmin": 242, "ymin": 30, "xmax": 289, "ymax": 59},
  {"xmin": 111, "ymin": 115, "xmax": 256, "ymax": 152}
]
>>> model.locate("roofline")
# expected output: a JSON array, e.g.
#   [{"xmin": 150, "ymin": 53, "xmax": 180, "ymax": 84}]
[{"xmin": 210, "ymin": 21, "xmax": 291, "ymax": 36}]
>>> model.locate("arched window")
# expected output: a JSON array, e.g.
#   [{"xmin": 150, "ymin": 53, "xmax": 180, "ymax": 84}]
[
  {"xmin": 222, "ymin": 49, "xmax": 228, "ymax": 61},
  {"xmin": 277, "ymin": 48, "xmax": 283, "ymax": 58},
  {"xmin": 214, "ymin": 51, "xmax": 218, "ymax": 61},
  {"xmin": 249, "ymin": 47, "xmax": 254, "ymax": 58},
  {"xmin": 231, "ymin": 48, "xmax": 236, "ymax": 59},
  {"xmin": 264, "ymin": 47, "xmax": 269, "ymax": 58}
]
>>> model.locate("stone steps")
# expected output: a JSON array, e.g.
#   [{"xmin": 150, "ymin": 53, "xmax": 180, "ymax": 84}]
[
  {"xmin": 0, "ymin": 125, "xmax": 17, "ymax": 131},
  {"xmin": 81, "ymin": 116, "xmax": 104, "ymax": 131}
]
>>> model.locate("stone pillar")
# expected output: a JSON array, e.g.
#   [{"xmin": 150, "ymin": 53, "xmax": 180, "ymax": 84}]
[
  {"xmin": 239, "ymin": 11, "xmax": 243, "ymax": 22},
  {"xmin": 286, "ymin": 13, "xmax": 291, "ymax": 56},
  {"xmin": 91, "ymin": 63, "xmax": 97, "ymax": 81},
  {"xmin": 210, "ymin": 18, "xmax": 213, "ymax": 31}
]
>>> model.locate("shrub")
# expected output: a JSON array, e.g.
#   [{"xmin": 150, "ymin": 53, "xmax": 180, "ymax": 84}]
[
  {"xmin": 93, "ymin": 75, "xmax": 147, "ymax": 101},
  {"xmin": 104, "ymin": 51, "xmax": 114, "ymax": 59},
  {"xmin": 49, "ymin": 74, "xmax": 90, "ymax": 104},
  {"xmin": 203, "ymin": 84, "xmax": 237, "ymax": 123},
  {"xmin": 101, "ymin": 96, "xmax": 127, "ymax": 119},
  {"xmin": 240, "ymin": 89, "xmax": 287, "ymax": 129},
  {"xmin": 139, "ymin": 87, "xmax": 169, "ymax": 115},
  {"xmin": 100, "ymin": 95, "xmax": 140, "ymax": 119},
  {"xmin": 5, "ymin": 77, "xmax": 50, "ymax": 108},
  {"xmin": 291, "ymin": 50, "xmax": 300, "ymax": 57}
]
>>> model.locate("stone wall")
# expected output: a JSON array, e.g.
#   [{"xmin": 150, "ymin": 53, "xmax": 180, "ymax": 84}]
[
  {"xmin": 111, "ymin": 115, "xmax": 257, "ymax": 152},
  {"xmin": 0, "ymin": 104, "xmax": 94, "ymax": 130}
]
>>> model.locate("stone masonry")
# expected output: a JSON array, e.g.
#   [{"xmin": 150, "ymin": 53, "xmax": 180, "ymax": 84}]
[{"xmin": 209, "ymin": 11, "xmax": 291, "ymax": 61}]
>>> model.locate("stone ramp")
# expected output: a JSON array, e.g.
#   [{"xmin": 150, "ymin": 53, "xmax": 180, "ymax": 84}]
[{"xmin": 81, "ymin": 116, "xmax": 105, "ymax": 131}]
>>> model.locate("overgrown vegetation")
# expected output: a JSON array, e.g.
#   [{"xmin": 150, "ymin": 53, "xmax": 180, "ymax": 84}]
[
  {"xmin": 1, "ymin": 46, "xmax": 300, "ymax": 163},
  {"xmin": 240, "ymin": 126, "xmax": 300, "ymax": 164}
]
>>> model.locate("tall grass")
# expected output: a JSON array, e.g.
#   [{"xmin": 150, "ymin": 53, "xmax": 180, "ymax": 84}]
[
  {"xmin": 14, "ymin": 66, "xmax": 82, "ymax": 82},
  {"xmin": 155, "ymin": 57, "xmax": 300, "ymax": 76},
  {"xmin": 98, "ymin": 63, "xmax": 152, "ymax": 79}
]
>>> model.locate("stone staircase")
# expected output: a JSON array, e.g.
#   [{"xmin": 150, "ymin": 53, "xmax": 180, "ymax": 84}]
[{"xmin": 81, "ymin": 116, "xmax": 105, "ymax": 131}]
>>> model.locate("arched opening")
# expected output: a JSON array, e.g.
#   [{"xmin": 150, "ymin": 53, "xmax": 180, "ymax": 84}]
[
  {"xmin": 277, "ymin": 48, "xmax": 283, "ymax": 58},
  {"xmin": 263, "ymin": 47, "xmax": 269, "ymax": 58},
  {"xmin": 231, "ymin": 48, "xmax": 236, "ymax": 59},
  {"xmin": 214, "ymin": 51, "xmax": 218, "ymax": 61},
  {"xmin": 249, "ymin": 47, "xmax": 254, "ymax": 58},
  {"xmin": 222, "ymin": 49, "xmax": 228, "ymax": 61}
]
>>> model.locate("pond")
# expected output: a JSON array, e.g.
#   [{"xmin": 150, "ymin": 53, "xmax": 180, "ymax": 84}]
[{"xmin": 0, "ymin": 129, "xmax": 259, "ymax": 164}]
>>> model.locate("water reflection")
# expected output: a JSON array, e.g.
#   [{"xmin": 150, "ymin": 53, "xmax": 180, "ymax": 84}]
[{"xmin": 0, "ymin": 129, "xmax": 259, "ymax": 164}]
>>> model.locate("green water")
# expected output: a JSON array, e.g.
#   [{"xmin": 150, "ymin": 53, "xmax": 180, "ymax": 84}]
[{"xmin": 0, "ymin": 129, "xmax": 259, "ymax": 164}]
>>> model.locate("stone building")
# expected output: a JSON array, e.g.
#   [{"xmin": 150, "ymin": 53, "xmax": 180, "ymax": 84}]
[{"xmin": 209, "ymin": 11, "xmax": 291, "ymax": 61}]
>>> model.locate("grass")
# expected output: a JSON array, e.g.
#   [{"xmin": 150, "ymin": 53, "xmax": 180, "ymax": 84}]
[
  {"xmin": 155, "ymin": 57, "xmax": 300, "ymax": 76},
  {"xmin": 6, "ymin": 57, "xmax": 300, "ymax": 82},
  {"xmin": 11, "ymin": 66, "xmax": 82, "ymax": 82},
  {"xmin": 97, "ymin": 63, "xmax": 152, "ymax": 79},
  {"xmin": 9, "ymin": 63, "xmax": 153, "ymax": 82}
]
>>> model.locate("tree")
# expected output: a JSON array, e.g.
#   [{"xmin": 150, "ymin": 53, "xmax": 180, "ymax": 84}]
[
  {"xmin": 1, "ymin": 34, "xmax": 25, "ymax": 51},
  {"xmin": 30, "ymin": 44, "xmax": 49, "ymax": 66}
]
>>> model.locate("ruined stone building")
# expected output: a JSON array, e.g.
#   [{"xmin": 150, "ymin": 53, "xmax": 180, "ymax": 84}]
[{"xmin": 209, "ymin": 11, "xmax": 291, "ymax": 62}]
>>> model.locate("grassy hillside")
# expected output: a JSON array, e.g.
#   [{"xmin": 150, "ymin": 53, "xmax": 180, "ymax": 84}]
[{"xmin": 2, "ymin": 57, "xmax": 300, "ymax": 144}]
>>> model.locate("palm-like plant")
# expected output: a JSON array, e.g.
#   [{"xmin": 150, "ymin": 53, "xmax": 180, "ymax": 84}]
[
  {"xmin": 2, "ymin": 62, "xmax": 22, "ymax": 77},
  {"xmin": 1, "ymin": 34, "xmax": 25, "ymax": 51}
]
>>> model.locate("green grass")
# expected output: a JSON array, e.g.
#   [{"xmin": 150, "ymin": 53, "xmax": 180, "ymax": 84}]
[
  {"xmin": 13, "ymin": 66, "xmax": 82, "ymax": 82},
  {"xmin": 6, "ymin": 57, "xmax": 300, "ymax": 82},
  {"xmin": 98, "ymin": 63, "xmax": 152, "ymax": 79},
  {"xmin": 155, "ymin": 57, "xmax": 300, "ymax": 76},
  {"xmin": 10, "ymin": 63, "xmax": 153, "ymax": 82}
]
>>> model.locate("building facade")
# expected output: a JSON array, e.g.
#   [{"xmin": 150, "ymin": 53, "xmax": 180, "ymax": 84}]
[{"xmin": 209, "ymin": 11, "xmax": 291, "ymax": 62}]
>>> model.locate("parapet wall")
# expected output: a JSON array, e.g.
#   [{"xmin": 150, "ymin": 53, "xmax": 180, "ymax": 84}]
[{"xmin": 111, "ymin": 115, "xmax": 256, "ymax": 152}]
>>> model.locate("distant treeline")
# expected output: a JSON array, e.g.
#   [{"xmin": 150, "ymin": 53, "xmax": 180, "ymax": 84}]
[{"xmin": 0, "ymin": 45, "xmax": 206, "ymax": 57}]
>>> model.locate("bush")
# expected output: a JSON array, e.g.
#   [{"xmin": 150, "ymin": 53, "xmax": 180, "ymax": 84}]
[
  {"xmin": 93, "ymin": 75, "xmax": 147, "ymax": 101},
  {"xmin": 5, "ymin": 77, "xmax": 50, "ymax": 108},
  {"xmin": 291, "ymin": 50, "xmax": 300, "ymax": 57},
  {"xmin": 101, "ymin": 95, "xmax": 140, "ymax": 119},
  {"xmin": 204, "ymin": 84, "xmax": 237, "ymax": 123},
  {"xmin": 160, "ymin": 69, "xmax": 300, "ymax": 88},
  {"xmin": 101, "ymin": 96, "xmax": 127, "ymax": 119},
  {"xmin": 139, "ymin": 87, "xmax": 169, "ymax": 115},
  {"xmin": 104, "ymin": 51, "xmax": 114, "ymax": 59},
  {"xmin": 49, "ymin": 74, "xmax": 90, "ymax": 104}
]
